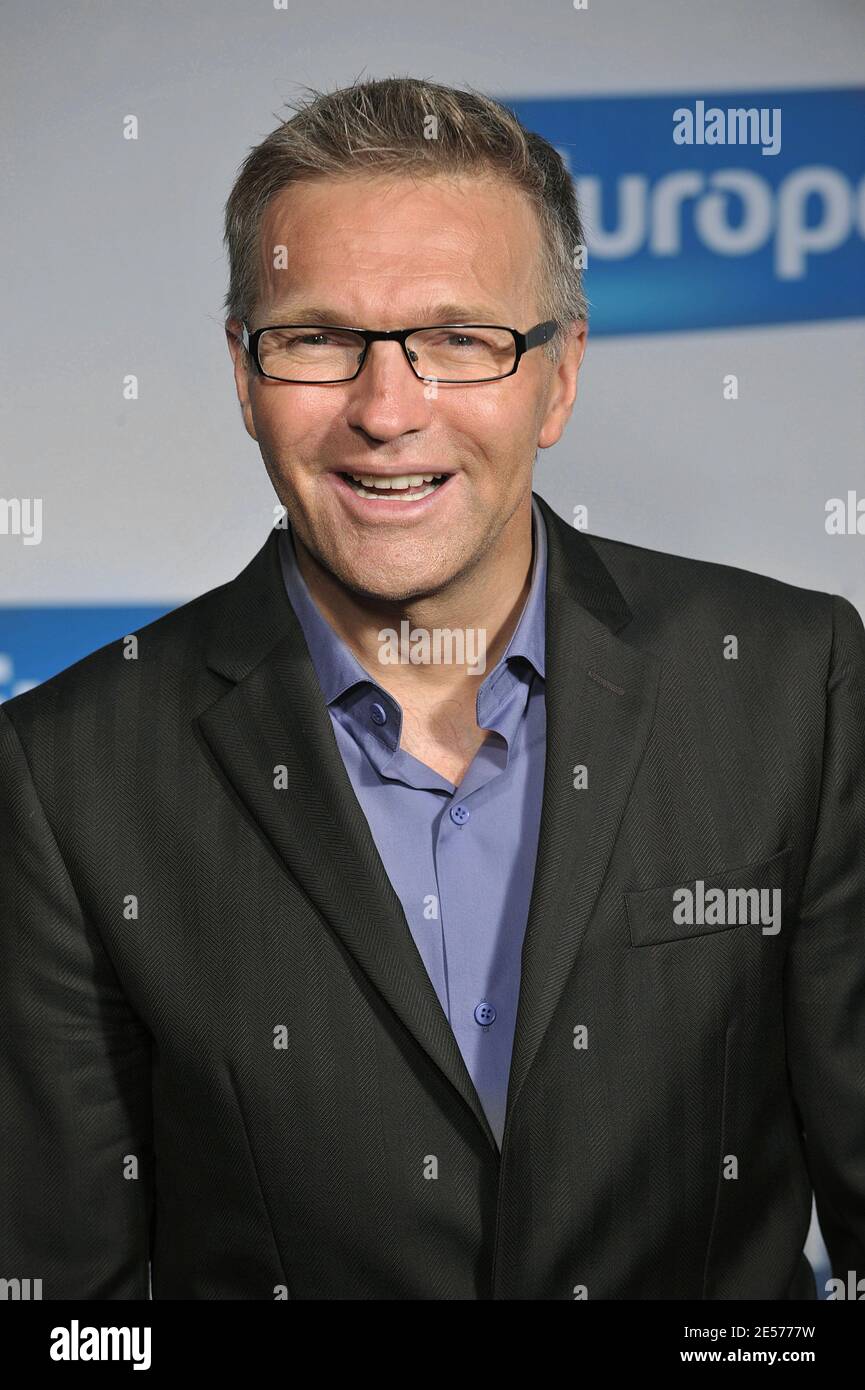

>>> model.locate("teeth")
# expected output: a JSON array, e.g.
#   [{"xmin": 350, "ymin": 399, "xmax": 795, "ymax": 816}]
[
  {"xmin": 349, "ymin": 473, "xmax": 444, "ymax": 489},
  {"xmin": 343, "ymin": 472, "xmax": 447, "ymax": 502}
]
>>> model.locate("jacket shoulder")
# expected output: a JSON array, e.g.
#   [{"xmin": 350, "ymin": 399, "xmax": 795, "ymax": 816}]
[{"xmin": 583, "ymin": 528, "xmax": 842, "ymax": 636}]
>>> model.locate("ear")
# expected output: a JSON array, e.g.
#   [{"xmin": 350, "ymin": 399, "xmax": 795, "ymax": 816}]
[
  {"xmin": 537, "ymin": 321, "xmax": 588, "ymax": 450},
  {"xmin": 225, "ymin": 318, "xmax": 258, "ymax": 442}
]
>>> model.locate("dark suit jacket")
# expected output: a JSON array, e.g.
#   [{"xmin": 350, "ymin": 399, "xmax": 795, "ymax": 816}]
[{"xmin": 2, "ymin": 492, "xmax": 863, "ymax": 1300}]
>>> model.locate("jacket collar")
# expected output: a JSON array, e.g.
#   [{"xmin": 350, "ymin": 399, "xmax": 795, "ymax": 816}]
[{"xmin": 203, "ymin": 492, "xmax": 632, "ymax": 684}]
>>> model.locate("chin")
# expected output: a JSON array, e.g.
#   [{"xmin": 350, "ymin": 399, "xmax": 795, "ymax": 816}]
[
  {"xmin": 345, "ymin": 572, "xmax": 432, "ymax": 604},
  {"xmin": 338, "ymin": 553, "xmax": 441, "ymax": 599}
]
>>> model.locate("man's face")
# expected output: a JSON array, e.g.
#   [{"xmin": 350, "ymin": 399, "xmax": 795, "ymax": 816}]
[{"xmin": 227, "ymin": 173, "xmax": 586, "ymax": 602}]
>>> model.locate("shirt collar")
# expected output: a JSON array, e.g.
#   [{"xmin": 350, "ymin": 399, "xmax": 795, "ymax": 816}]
[{"xmin": 278, "ymin": 493, "xmax": 547, "ymax": 713}]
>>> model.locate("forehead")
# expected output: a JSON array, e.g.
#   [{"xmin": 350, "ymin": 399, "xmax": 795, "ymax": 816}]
[{"xmin": 254, "ymin": 173, "xmax": 542, "ymax": 321}]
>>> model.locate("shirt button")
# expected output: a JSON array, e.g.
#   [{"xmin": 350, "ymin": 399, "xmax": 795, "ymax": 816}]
[
  {"xmin": 474, "ymin": 1001, "xmax": 496, "ymax": 1026},
  {"xmin": 450, "ymin": 803, "xmax": 470, "ymax": 825},
  {"xmin": 370, "ymin": 702, "xmax": 388, "ymax": 726}
]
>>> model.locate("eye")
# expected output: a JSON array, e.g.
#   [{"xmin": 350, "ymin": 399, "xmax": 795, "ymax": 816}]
[{"xmin": 423, "ymin": 331, "xmax": 481, "ymax": 349}]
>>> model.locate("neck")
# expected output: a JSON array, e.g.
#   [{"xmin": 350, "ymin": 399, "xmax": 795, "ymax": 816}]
[{"xmin": 293, "ymin": 497, "xmax": 535, "ymax": 699}]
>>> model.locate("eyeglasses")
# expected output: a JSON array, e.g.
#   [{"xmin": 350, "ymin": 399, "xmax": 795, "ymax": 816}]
[{"xmin": 236, "ymin": 320, "xmax": 560, "ymax": 384}]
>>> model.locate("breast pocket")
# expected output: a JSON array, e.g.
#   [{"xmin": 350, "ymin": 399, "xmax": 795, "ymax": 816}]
[{"xmin": 624, "ymin": 847, "xmax": 791, "ymax": 946}]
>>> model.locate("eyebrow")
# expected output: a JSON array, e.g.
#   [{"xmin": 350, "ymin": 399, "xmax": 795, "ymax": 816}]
[{"xmin": 260, "ymin": 303, "xmax": 508, "ymax": 327}]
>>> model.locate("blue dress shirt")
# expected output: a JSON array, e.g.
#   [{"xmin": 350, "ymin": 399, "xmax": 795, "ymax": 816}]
[{"xmin": 278, "ymin": 496, "xmax": 548, "ymax": 1148}]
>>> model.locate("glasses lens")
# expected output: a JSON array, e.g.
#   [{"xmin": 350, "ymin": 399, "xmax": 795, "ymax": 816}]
[
  {"xmin": 257, "ymin": 326, "xmax": 366, "ymax": 381},
  {"xmin": 406, "ymin": 326, "xmax": 516, "ymax": 381}
]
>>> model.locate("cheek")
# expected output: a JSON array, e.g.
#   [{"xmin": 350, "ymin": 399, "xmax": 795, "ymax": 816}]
[
  {"xmin": 456, "ymin": 398, "xmax": 538, "ymax": 486},
  {"xmin": 254, "ymin": 388, "xmax": 337, "ymax": 458},
  {"xmin": 459, "ymin": 382, "xmax": 536, "ymax": 441}
]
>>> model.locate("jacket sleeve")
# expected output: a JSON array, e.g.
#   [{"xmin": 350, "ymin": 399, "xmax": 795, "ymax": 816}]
[
  {"xmin": 784, "ymin": 593, "xmax": 865, "ymax": 1283},
  {"xmin": 0, "ymin": 705, "xmax": 153, "ymax": 1299}
]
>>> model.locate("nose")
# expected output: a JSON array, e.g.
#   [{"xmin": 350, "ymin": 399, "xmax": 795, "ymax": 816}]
[{"xmin": 346, "ymin": 339, "xmax": 430, "ymax": 440}]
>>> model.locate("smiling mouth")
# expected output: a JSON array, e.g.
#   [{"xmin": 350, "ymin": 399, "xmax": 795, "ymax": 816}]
[{"xmin": 338, "ymin": 471, "xmax": 450, "ymax": 500}]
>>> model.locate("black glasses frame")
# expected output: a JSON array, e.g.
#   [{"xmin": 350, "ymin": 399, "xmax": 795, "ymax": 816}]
[{"xmin": 236, "ymin": 320, "xmax": 560, "ymax": 384}]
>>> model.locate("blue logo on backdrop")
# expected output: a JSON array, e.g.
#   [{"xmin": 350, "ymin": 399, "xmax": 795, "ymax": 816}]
[{"xmin": 509, "ymin": 87, "xmax": 865, "ymax": 335}]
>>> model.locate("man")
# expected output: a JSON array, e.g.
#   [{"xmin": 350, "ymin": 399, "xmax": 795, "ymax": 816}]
[{"xmin": 1, "ymin": 76, "xmax": 863, "ymax": 1301}]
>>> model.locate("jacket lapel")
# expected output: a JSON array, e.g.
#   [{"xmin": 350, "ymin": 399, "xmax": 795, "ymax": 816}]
[
  {"xmin": 196, "ymin": 495, "xmax": 661, "ymax": 1160},
  {"xmin": 505, "ymin": 494, "xmax": 661, "ymax": 1131}
]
